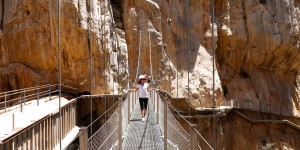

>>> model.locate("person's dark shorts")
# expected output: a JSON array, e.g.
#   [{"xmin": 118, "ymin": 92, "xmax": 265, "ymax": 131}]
[{"xmin": 139, "ymin": 98, "xmax": 149, "ymax": 110}]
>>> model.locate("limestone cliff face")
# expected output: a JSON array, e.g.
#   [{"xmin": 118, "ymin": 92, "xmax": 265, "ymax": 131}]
[
  {"xmin": 124, "ymin": 0, "xmax": 225, "ymax": 107},
  {"xmin": 123, "ymin": 0, "xmax": 300, "ymax": 149},
  {"xmin": 0, "ymin": 0, "xmax": 128, "ymax": 94},
  {"xmin": 216, "ymin": 0, "xmax": 300, "ymax": 116},
  {"xmin": 0, "ymin": 0, "xmax": 300, "ymax": 149},
  {"xmin": 124, "ymin": 0, "xmax": 300, "ymax": 115}
]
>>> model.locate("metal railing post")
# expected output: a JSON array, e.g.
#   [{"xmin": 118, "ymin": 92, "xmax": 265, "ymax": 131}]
[
  {"xmin": 48, "ymin": 84, "xmax": 51, "ymax": 101},
  {"xmin": 128, "ymin": 93, "xmax": 130, "ymax": 123},
  {"xmin": 36, "ymin": 89, "xmax": 40, "ymax": 106},
  {"xmin": 133, "ymin": 92, "xmax": 135, "ymax": 106},
  {"xmin": 20, "ymin": 92, "xmax": 23, "ymax": 112},
  {"xmin": 157, "ymin": 91, "xmax": 159, "ymax": 124},
  {"xmin": 135, "ymin": 92, "xmax": 137, "ymax": 105},
  {"xmin": 118, "ymin": 98, "xmax": 122, "ymax": 150},
  {"xmin": 4, "ymin": 92, "xmax": 6, "ymax": 112},
  {"xmin": 190, "ymin": 124, "xmax": 198, "ymax": 150},
  {"xmin": 23, "ymin": 89, "xmax": 26, "ymax": 104},
  {"xmin": 164, "ymin": 98, "xmax": 167, "ymax": 150},
  {"xmin": 153, "ymin": 91, "xmax": 156, "ymax": 112},
  {"xmin": 131, "ymin": 92, "xmax": 134, "ymax": 112},
  {"xmin": 12, "ymin": 113, "xmax": 15, "ymax": 130},
  {"xmin": 79, "ymin": 127, "xmax": 88, "ymax": 150}
]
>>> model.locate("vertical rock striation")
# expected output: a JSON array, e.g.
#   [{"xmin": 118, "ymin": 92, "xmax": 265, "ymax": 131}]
[{"xmin": 0, "ymin": 0, "xmax": 128, "ymax": 94}]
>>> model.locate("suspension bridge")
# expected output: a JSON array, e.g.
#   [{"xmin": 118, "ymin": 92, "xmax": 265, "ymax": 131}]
[
  {"xmin": 2, "ymin": 0, "xmax": 300, "ymax": 149},
  {"xmin": 0, "ymin": 0, "xmax": 218, "ymax": 149},
  {"xmin": 0, "ymin": 84, "xmax": 215, "ymax": 150}
]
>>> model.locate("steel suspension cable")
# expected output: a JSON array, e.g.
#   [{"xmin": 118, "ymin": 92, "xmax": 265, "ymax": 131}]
[
  {"xmin": 100, "ymin": 0, "xmax": 108, "ymax": 134},
  {"xmin": 88, "ymin": 0, "xmax": 94, "ymax": 136},
  {"xmin": 166, "ymin": 21, "xmax": 171, "ymax": 93},
  {"xmin": 116, "ymin": 32, "xmax": 120, "ymax": 91},
  {"xmin": 158, "ymin": 0, "xmax": 165, "ymax": 90},
  {"xmin": 134, "ymin": 31, "xmax": 142, "ymax": 84},
  {"xmin": 186, "ymin": 0, "xmax": 191, "ymax": 124},
  {"xmin": 57, "ymin": 0, "xmax": 62, "ymax": 149},
  {"xmin": 108, "ymin": 4, "xmax": 121, "ymax": 88},
  {"xmin": 175, "ymin": 24, "xmax": 179, "ymax": 110},
  {"xmin": 211, "ymin": 0, "xmax": 216, "ymax": 149},
  {"xmin": 168, "ymin": 0, "xmax": 173, "ymax": 94},
  {"xmin": 289, "ymin": 0, "xmax": 294, "ymax": 35},
  {"xmin": 148, "ymin": 29, "xmax": 155, "ymax": 85},
  {"xmin": 102, "ymin": 0, "xmax": 107, "ymax": 128}
]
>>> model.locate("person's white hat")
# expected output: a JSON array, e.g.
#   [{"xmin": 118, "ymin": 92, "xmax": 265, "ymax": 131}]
[{"xmin": 139, "ymin": 75, "xmax": 146, "ymax": 80}]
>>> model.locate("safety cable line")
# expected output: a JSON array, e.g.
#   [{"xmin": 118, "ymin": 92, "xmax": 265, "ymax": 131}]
[
  {"xmin": 289, "ymin": 0, "xmax": 294, "ymax": 35},
  {"xmin": 149, "ymin": 29, "xmax": 155, "ymax": 85},
  {"xmin": 168, "ymin": 0, "xmax": 173, "ymax": 94},
  {"xmin": 134, "ymin": 31, "xmax": 142, "ymax": 84},
  {"xmin": 186, "ymin": 0, "xmax": 191, "ymax": 124},
  {"xmin": 211, "ymin": 0, "xmax": 216, "ymax": 149},
  {"xmin": 159, "ymin": 0, "xmax": 165, "ymax": 91},
  {"xmin": 166, "ymin": 20, "xmax": 171, "ymax": 93},
  {"xmin": 87, "ymin": 0, "xmax": 94, "ymax": 136},
  {"xmin": 159, "ymin": 91, "xmax": 192, "ymax": 126},
  {"xmin": 194, "ymin": 128, "xmax": 214, "ymax": 150},
  {"xmin": 108, "ymin": 4, "xmax": 121, "ymax": 88},
  {"xmin": 86, "ymin": 100, "xmax": 119, "ymax": 132},
  {"xmin": 158, "ymin": 89, "xmax": 215, "ymax": 149},
  {"xmin": 57, "ymin": 0, "xmax": 62, "ymax": 149},
  {"xmin": 175, "ymin": 23, "xmax": 179, "ymax": 110},
  {"xmin": 102, "ymin": 0, "xmax": 108, "ymax": 131}
]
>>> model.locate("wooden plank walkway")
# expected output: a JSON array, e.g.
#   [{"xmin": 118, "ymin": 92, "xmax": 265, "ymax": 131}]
[{"xmin": 122, "ymin": 100, "xmax": 164, "ymax": 150}]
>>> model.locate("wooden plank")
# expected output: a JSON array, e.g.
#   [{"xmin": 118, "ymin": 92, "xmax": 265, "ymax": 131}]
[
  {"xmin": 32, "ymin": 127, "xmax": 35, "ymax": 150},
  {"xmin": 43, "ymin": 120, "xmax": 46, "ymax": 150}
]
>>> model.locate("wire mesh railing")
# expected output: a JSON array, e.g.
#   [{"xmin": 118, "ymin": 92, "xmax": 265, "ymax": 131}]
[
  {"xmin": 154, "ymin": 90, "xmax": 190, "ymax": 149},
  {"xmin": 87, "ymin": 90, "xmax": 137, "ymax": 150},
  {"xmin": 86, "ymin": 89, "xmax": 214, "ymax": 149},
  {"xmin": 154, "ymin": 90, "xmax": 214, "ymax": 150},
  {"xmin": 88, "ymin": 107, "xmax": 119, "ymax": 150},
  {"xmin": 167, "ymin": 107, "xmax": 190, "ymax": 149}
]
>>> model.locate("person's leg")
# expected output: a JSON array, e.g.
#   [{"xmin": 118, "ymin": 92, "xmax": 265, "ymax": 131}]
[
  {"xmin": 142, "ymin": 98, "xmax": 146, "ymax": 117},
  {"xmin": 139, "ymin": 98, "xmax": 143, "ymax": 117},
  {"xmin": 144, "ymin": 98, "xmax": 149, "ymax": 117}
]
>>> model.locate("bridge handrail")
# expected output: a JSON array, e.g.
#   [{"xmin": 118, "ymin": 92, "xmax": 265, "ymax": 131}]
[
  {"xmin": 194, "ymin": 128, "xmax": 214, "ymax": 150},
  {"xmin": 157, "ymin": 89, "xmax": 214, "ymax": 150},
  {"xmin": 0, "ymin": 90, "xmax": 51, "ymax": 105},
  {"xmin": 160, "ymin": 89, "xmax": 197, "ymax": 112},
  {"xmin": 0, "ymin": 98, "xmax": 78, "ymax": 144},
  {"xmin": 87, "ymin": 91, "xmax": 134, "ymax": 149},
  {"xmin": 0, "ymin": 84, "xmax": 78, "ymax": 113},
  {"xmin": 158, "ymin": 90, "xmax": 193, "ymax": 126},
  {"xmin": 0, "ymin": 84, "xmax": 58, "ymax": 97},
  {"xmin": 86, "ymin": 99, "xmax": 119, "ymax": 131},
  {"xmin": 0, "ymin": 84, "xmax": 77, "ymax": 97},
  {"xmin": 156, "ymin": 89, "xmax": 190, "ymax": 149}
]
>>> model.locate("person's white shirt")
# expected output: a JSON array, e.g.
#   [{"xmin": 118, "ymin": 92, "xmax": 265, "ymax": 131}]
[{"xmin": 137, "ymin": 83, "xmax": 149, "ymax": 98}]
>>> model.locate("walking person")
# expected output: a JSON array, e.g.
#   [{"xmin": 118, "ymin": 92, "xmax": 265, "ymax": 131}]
[{"xmin": 134, "ymin": 75, "xmax": 152, "ymax": 121}]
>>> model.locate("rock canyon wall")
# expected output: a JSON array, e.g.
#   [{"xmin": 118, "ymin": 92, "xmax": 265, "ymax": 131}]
[
  {"xmin": 0, "ymin": 0, "xmax": 128, "ymax": 95},
  {"xmin": 0, "ymin": 0, "xmax": 300, "ymax": 149},
  {"xmin": 124, "ymin": 0, "xmax": 300, "ymax": 116}
]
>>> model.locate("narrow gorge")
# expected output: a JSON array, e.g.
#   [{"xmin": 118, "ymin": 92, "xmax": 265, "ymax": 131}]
[{"xmin": 0, "ymin": 0, "xmax": 300, "ymax": 149}]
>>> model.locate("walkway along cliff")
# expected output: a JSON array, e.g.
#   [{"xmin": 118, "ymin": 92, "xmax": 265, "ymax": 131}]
[{"xmin": 0, "ymin": 0, "xmax": 300, "ymax": 149}]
